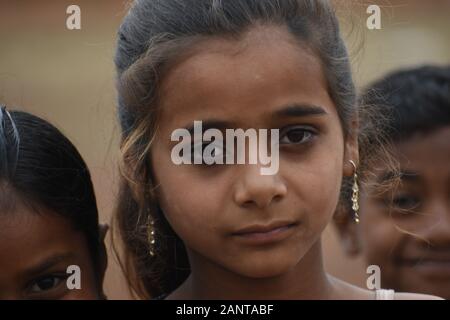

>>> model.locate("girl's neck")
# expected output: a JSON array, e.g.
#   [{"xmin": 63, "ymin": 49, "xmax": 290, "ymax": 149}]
[{"xmin": 170, "ymin": 240, "xmax": 336, "ymax": 300}]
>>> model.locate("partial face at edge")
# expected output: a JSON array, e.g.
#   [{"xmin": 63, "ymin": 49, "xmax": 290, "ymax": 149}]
[
  {"xmin": 355, "ymin": 127, "xmax": 450, "ymax": 299},
  {"xmin": 0, "ymin": 203, "xmax": 105, "ymax": 300}
]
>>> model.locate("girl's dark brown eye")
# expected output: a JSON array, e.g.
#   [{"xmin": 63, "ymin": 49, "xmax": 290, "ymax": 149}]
[
  {"xmin": 29, "ymin": 275, "xmax": 66, "ymax": 293},
  {"xmin": 391, "ymin": 194, "xmax": 420, "ymax": 212},
  {"xmin": 280, "ymin": 126, "xmax": 315, "ymax": 145},
  {"xmin": 191, "ymin": 141, "xmax": 225, "ymax": 165}
]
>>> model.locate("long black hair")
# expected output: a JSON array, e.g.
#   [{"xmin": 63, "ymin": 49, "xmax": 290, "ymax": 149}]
[{"xmin": 0, "ymin": 106, "xmax": 103, "ymax": 277}]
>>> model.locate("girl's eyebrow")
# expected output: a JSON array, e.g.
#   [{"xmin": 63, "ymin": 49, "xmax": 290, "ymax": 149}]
[
  {"xmin": 22, "ymin": 253, "xmax": 74, "ymax": 278},
  {"xmin": 274, "ymin": 104, "xmax": 328, "ymax": 118},
  {"xmin": 181, "ymin": 103, "xmax": 327, "ymax": 134},
  {"xmin": 185, "ymin": 120, "xmax": 233, "ymax": 135},
  {"xmin": 378, "ymin": 170, "xmax": 421, "ymax": 184}
]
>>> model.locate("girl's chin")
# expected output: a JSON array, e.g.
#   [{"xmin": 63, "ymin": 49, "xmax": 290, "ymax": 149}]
[{"xmin": 230, "ymin": 260, "xmax": 299, "ymax": 279}]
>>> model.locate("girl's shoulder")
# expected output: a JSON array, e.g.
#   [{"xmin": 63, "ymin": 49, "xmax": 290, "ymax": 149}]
[
  {"xmin": 374, "ymin": 288, "xmax": 444, "ymax": 300},
  {"xmin": 392, "ymin": 292, "xmax": 444, "ymax": 300},
  {"xmin": 329, "ymin": 276, "xmax": 444, "ymax": 300},
  {"xmin": 345, "ymin": 287, "xmax": 444, "ymax": 300}
]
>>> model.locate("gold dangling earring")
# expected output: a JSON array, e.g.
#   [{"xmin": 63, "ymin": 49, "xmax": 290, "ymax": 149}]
[
  {"xmin": 147, "ymin": 213, "xmax": 156, "ymax": 257},
  {"xmin": 349, "ymin": 160, "xmax": 360, "ymax": 224}
]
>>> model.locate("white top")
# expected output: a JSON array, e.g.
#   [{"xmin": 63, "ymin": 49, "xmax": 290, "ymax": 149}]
[{"xmin": 375, "ymin": 289, "xmax": 395, "ymax": 300}]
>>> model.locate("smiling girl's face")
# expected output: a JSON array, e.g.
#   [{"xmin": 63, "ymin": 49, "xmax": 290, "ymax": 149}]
[
  {"xmin": 353, "ymin": 126, "xmax": 450, "ymax": 299},
  {"xmin": 151, "ymin": 25, "xmax": 358, "ymax": 278}
]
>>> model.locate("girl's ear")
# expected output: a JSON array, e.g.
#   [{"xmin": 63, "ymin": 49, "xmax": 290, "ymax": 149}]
[
  {"xmin": 333, "ymin": 204, "xmax": 361, "ymax": 256},
  {"xmin": 338, "ymin": 115, "xmax": 361, "ymax": 256},
  {"xmin": 97, "ymin": 223, "xmax": 109, "ymax": 299},
  {"xmin": 343, "ymin": 115, "xmax": 359, "ymax": 178}
]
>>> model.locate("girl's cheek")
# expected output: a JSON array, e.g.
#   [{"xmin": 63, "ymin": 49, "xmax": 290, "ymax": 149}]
[
  {"xmin": 288, "ymin": 152, "xmax": 342, "ymax": 207},
  {"xmin": 285, "ymin": 174, "xmax": 340, "ymax": 241},
  {"xmin": 359, "ymin": 202, "xmax": 404, "ymax": 265},
  {"xmin": 158, "ymin": 174, "xmax": 223, "ymax": 239}
]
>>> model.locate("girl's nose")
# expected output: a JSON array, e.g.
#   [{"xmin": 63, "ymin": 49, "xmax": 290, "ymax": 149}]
[{"xmin": 232, "ymin": 164, "xmax": 287, "ymax": 209}]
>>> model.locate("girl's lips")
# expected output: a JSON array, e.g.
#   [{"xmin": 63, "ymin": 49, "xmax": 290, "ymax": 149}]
[{"xmin": 231, "ymin": 222, "xmax": 298, "ymax": 245}]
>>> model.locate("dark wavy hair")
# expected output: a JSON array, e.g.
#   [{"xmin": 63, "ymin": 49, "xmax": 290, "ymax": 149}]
[{"xmin": 360, "ymin": 65, "xmax": 450, "ymax": 142}]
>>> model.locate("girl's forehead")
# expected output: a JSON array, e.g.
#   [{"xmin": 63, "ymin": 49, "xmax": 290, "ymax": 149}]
[
  {"xmin": 159, "ymin": 25, "xmax": 320, "ymax": 92},
  {"xmin": 394, "ymin": 127, "xmax": 450, "ymax": 175},
  {"xmin": 157, "ymin": 27, "xmax": 333, "ymax": 130}
]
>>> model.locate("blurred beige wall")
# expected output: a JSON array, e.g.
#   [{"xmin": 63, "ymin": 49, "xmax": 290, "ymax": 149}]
[{"xmin": 0, "ymin": 0, "xmax": 449, "ymax": 299}]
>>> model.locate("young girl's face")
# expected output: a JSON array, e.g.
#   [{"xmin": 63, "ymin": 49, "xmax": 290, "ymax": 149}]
[
  {"xmin": 0, "ymin": 204, "xmax": 104, "ymax": 299},
  {"xmin": 151, "ymin": 25, "xmax": 357, "ymax": 278},
  {"xmin": 352, "ymin": 126, "xmax": 450, "ymax": 299}
]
